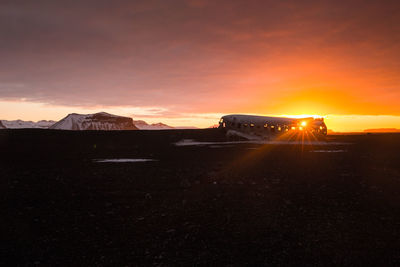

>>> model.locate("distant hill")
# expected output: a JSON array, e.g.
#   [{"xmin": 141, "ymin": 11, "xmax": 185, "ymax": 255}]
[
  {"xmin": 50, "ymin": 112, "xmax": 138, "ymax": 130},
  {"xmin": 2, "ymin": 112, "xmax": 181, "ymax": 130},
  {"xmin": 174, "ymin": 126, "xmax": 198, "ymax": 129},
  {"xmin": 364, "ymin": 128, "xmax": 400, "ymax": 133},
  {"xmin": 133, "ymin": 120, "xmax": 174, "ymax": 130},
  {"xmin": 1, "ymin": 120, "xmax": 56, "ymax": 129}
]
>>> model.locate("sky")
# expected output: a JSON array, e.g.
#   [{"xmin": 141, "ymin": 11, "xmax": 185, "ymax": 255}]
[{"xmin": 1, "ymin": 0, "xmax": 400, "ymax": 131}]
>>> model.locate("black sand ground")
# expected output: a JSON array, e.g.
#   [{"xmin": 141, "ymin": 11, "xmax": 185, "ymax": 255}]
[{"xmin": 1, "ymin": 129, "xmax": 400, "ymax": 266}]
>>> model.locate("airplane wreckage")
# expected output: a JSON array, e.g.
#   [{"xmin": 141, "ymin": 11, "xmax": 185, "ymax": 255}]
[{"xmin": 218, "ymin": 114, "xmax": 327, "ymax": 140}]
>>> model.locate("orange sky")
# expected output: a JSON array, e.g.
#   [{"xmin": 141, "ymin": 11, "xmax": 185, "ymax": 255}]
[{"xmin": 1, "ymin": 0, "xmax": 399, "ymax": 131}]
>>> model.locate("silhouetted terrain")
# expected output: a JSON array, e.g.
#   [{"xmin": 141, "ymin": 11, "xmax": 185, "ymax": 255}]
[
  {"xmin": 1, "ymin": 129, "xmax": 400, "ymax": 266},
  {"xmin": 364, "ymin": 128, "xmax": 400, "ymax": 133}
]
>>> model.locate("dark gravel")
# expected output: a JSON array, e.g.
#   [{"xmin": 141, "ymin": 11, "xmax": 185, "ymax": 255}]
[{"xmin": 1, "ymin": 129, "xmax": 400, "ymax": 266}]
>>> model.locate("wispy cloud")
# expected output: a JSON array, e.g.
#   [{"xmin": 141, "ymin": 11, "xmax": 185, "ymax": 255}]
[{"xmin": 0, "ymin": 0, "xmax": 399, "ymax": 117}]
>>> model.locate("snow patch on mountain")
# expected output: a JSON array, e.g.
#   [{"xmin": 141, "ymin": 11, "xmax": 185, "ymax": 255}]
[
  {"xmin": 133, "ymin": 120, "xmax": 174, "ymax": 130},
  {"xmin": 50, "ymin": 112, "xmax": 138, "ymax": 130},
  {"xmin": 0, "ymin": 120, "xmax": 5, "ymax": 129},
  {"xmin": 1, "ymin": 120, "xmax": 56, "ymax": 129}
]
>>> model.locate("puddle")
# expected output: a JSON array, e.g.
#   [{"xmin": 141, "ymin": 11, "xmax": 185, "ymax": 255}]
[
  {"xmin": 93, "ymin": 159, "xmax": 157, "ymax": 163},
  {"xmin": 310, "ymin": 150, "xmax": 347, "ymax": 153},
  {"xmin": 175, "ymin": 139, "xmax": 350, "ymax": 147}
]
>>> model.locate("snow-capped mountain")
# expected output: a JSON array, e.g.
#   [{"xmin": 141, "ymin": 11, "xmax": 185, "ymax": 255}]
[
  {"xmin": 50, "ymin": 112, "xmax": 138, "ymax": 130},
  {"xmin": 1, "ymin": 120, "xmax": 56, "ymax": 129},
  {"xmin": 133, "ymin": 120, "xmax": 174, "ymax": 130},
  {"xmin": 2, "ymin": 112, "xmax": 176, "ymax": 130}
]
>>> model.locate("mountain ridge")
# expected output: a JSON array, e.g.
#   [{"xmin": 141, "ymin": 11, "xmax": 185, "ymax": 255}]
[
  {"xmin": 133, "ymin": 120, "xmax": 174, "ymax": 130},
  {"xmin": 2, "ymin": 112, "xmax": 177, "ymax": 130},
  {"xmin": 50, "ymin": 112, "xmax": 138, "ymax": 130},
  {"xmin": 1, "ymin": 119, "xmax": 56, "ymax": 129}
]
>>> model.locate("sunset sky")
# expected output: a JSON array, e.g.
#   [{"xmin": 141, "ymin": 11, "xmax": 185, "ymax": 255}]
[{"xmin": 1, "ymin": 0, "xmax": 400, "ymax": 131}]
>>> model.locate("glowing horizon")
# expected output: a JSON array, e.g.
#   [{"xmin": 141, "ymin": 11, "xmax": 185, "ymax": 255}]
[
  {"xmin": 1, "ymin": 1, "xmax": 399, "ymax": 132},
  {"xmin": 1, "ymin": 100, "xmax": 400, "ymax": 132}
]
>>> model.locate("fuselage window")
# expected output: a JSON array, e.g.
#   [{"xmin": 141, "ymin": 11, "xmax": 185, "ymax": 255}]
[
  {"xmin": 243, "ymin": 124, "xmax": 248, "ymax": 127},
  {"xmin": 250, "ymin": 123, "xmax": 255, "ymax": 128},
  {"xmin": 270, "ymin": 125, "xmax": 275, "ymax": 132}
]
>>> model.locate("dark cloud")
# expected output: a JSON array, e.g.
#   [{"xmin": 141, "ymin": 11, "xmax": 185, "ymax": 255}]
[{"xmin": 0, "ymin": 0, "xmax": 399, "ymax": 114}]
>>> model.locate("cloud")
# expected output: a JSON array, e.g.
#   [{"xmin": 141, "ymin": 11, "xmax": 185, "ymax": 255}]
[{"xmin": 0, "ymin": 0, "xmax": 399, "ymax": 115}]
